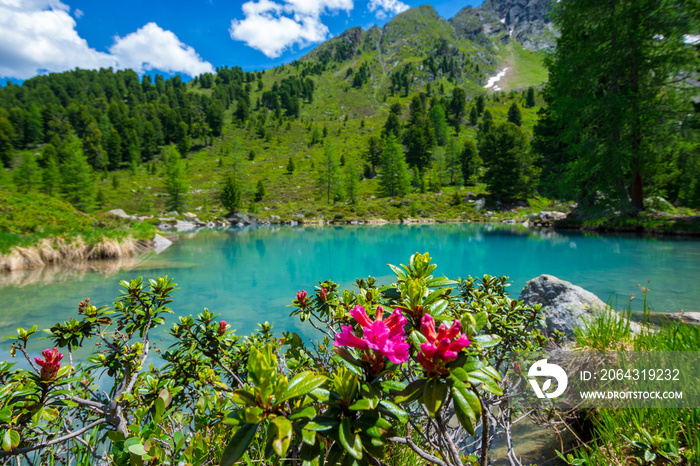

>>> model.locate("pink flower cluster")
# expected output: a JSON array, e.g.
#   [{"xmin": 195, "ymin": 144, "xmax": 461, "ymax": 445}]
[
  {"xmin": 417, "ymin": 314, "xmax": 470, "ymax": 375},
  {"xmin": 35, "ymin": 347, "xmax": 63, "ymax": 381},
  {"xmin": 334, "ymin": 306, "xmax": 409, "ymax": 364},
  {"xmin": 218, "ymin": 320, "xmax": 228, "ymax": 335},
  {"xmin": 296, "ymin": 290, "xmax": 307, "ymax": 306}
]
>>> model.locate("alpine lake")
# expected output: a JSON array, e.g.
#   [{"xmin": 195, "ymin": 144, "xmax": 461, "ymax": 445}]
[{"xmin": 1, "ymin": 223, "xmax": 699, "ymax": 464}]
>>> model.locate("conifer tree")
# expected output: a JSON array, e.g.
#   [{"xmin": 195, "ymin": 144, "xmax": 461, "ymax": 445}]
[
  {"xmin": 526, "ymin": 87, "xmax": 536, "ymax": 108},
  {"xmin": 317, "ymin": 143, "xmax": 342, "ymax": 204},
  {"xmin": 460, "ymin": 139, "xmax": 482, "ymax": 186},
  {"xmin": 479, "ymin": 122, "xmax": 537, "ymax": 200},
  {"xmin": 287, "ymin": 156, "xmax": 295, "ymax": 174},
  {"xmin": 507, "ymin": 103, "xmax": 522, "ymax": 127},
  {"xmin": 379, "ymin": 135, "xmax": 411, "ymax": 197},
  {"xmin": 41, "ymin": 145, "xmax": 60, "ymax": 196},
  {"xmin": 345, "ymin": 157, "xmax": 360, "ymax": 206},
  {"xmin": 14, "ymin": 151, "xmax": 42, "ymax": 193},
  {"xmin": 60, "ymin": 136, "xmax": 95, "ymax": 211},
  {"xmin": 162, "ymin": 145, "xmax": 189, "ymax": 212},
  {"xmin": 218, "ymin": 173, "xmax": 242, "ymax": 214}
]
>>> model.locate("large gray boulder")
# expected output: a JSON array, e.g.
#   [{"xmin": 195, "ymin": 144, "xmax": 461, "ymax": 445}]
[{"xmin": 519, "ymin": 274, "xmax": 639, "ymax": 337}]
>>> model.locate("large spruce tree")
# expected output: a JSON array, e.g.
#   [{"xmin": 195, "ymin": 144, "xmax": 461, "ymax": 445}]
[{"xmin": 536, "ymin": 0, "xmax": 699, "ymax": 212}]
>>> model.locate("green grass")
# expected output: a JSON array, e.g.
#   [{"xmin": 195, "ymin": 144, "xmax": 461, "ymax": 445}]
[
  {"xmin": 563, "ymin": 300, "xmax": 700, "ymax": 465},
  {"xmin": 494, "ymin": 41, "xmax": 548, "ymax": 91},
  {"xmin": 0, "ymin": 190, "xmax": 156, "ymax": 253}
]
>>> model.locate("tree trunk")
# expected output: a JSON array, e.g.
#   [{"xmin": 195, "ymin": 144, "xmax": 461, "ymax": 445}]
[{"xmin": 632, "ymin": 172, "xmax": 644, "ymax": 211}]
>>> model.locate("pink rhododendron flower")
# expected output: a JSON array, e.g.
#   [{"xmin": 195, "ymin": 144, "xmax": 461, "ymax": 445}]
[
  {"xmin": 296, "ymin": 290, "xmax": 307, "ymax": 306},
  {"xmin": 35, "ymin": 347, "xmax": 63, "ymax": 381},
  {"xmin": 318, "ymin": 288, "xmax": 328, "ymax": 302},
  {"xmin": 218, "ymin": 320, "xmax": 228, "ymax": 335},
  {"xmin": 417, "ymin": 314, "xmax": 470, "ymax": 375},
  {"xmin": 334, "ymin": 305, "xmax": 409, "ymax": 364}
]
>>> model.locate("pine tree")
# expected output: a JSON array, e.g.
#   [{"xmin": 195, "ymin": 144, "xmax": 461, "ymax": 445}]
[
  {"xmin": 428, "ymin": 104, "xmax": 449, "ymax": 147},
  {"xmin": 476, "ymin": 95, "xmax": 485, "ymax": 116},
  {"xmin": 41, "ymin": 146, "xmax": 60, "ymax": 196},
  {"xmin": 317, "ymin": 143, "xmax": 343, "ymax": 204},
  {"xmin": 13, "ymin": 151, "xmax": 42, "ymax": 193},
  {"xmin": 287, "ymin": 156, "xmax": 295, "ymax": 174},
  {"xmin": 537, "ymin": 0, "xmax": 698, "ymax": 211},
  {"xmin": 469, "ymin": 106, "xmax": 478, "ymax": 126},
  {"xmin": 162, "ymin": 145, "xmax": 189, "ymax": 212},
  {"xmin": 345, "ymin": 157, "xmax": 360, "ymax": 206},
  {"xmin": 526, "ymin": 87, "xmax": 536, "ymax": 108},
  {"xmin": 379, "ymin": 135, "xmax": 411, "ymax": 197},
  {"xmin": 218, "ymin": 173, "xmax": 242, "ymax": 214},
  {"xmin": 507, "ymin": 103, "xmax": 522, "ymax": 127},
  {"xmin": 479, "ymin": 122, "xmax": 537, "ymax": 200},
  {"xmin": 460, "ymin": 139, "xmax": 482, "ymax": 186},
  {"xmin": 255, "ymin": 180, "xmax": 265, "ymax": 202},
  {"xmin": 60, "ymin": 136, "xmax": 95, "ymax": 211}
]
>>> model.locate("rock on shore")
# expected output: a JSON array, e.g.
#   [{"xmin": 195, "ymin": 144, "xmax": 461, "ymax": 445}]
[{"xmin": 519, "ymin": 274, "xmax": 641, "ymax": 338}]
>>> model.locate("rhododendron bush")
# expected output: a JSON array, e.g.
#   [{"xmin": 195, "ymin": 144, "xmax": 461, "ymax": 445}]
[{"xmin": 0, "ymin": 253, "xmax": 547, "ymax": 465}]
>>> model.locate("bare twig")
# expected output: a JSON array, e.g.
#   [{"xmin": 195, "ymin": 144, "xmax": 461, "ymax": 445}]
[{"xmin": 388, "ymin": 437, "xmax": 448, "ymax": 466}]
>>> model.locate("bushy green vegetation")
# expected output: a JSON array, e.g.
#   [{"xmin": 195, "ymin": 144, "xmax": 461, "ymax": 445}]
[
  {"xmin": 561, "ymin": 301, "xmax": 700, "ymax": 465},
  {"xmin": 0, "ymin": 253, "xmax": 549, "ymax": 465},
  {"xmin": 0, "ymin": 190, "xmax": 155, "ymax": 253}
]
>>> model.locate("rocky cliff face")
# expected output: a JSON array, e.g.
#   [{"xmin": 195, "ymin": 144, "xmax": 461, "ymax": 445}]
[{"xmin": 451, "ymin": 0, "xmax": 558, "ymax": 51}]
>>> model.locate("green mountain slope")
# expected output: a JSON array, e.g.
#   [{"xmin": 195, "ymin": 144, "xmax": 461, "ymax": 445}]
[{"xmin": 0, "ymin": 0, "xmax": 557, "ymax": 236}]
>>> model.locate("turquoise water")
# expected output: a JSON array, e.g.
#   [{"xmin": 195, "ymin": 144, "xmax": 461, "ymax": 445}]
[{"xmin": 1, "ymin": 224, "xmax": 699, "ymax": 354}]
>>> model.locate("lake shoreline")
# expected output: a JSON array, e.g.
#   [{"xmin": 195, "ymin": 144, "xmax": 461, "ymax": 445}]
[
  {"xmin": 0, "ymin": 235, "xmax": 150, "ymax": 272},
  {"xmin": 2, "ymin": 214, "xmax": 698, "ymax": 273}
]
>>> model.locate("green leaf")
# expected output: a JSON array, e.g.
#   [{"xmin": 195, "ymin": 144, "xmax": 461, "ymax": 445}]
[
  {"xmin": 220, "ymin": 423, "xmax": 259, "ymax": 466},
  {"xmin": 339, "ymin": 418, "xmax": 363, "ymax": 460},
  {"xmin": 128, "ymin": 442, "xmax": 148, "ymax": 456},
  {"xmin": 426, "ymin": 277, "xmax": 457, "ymax": 287},
  {"xmin": 158, "ymin": 388, "xmax": 173, "ymax": 408},
  {"xmin": 473, "ymin": 312, "xmax": 489, "ymax": 332},
  {"xmin": 231, "ymin": 389, "xmax": 257, "ymax": 406},
  {"xmin": 394, "ymin": 378, "xmax": 426, "ymax": 403},
  {"xmin": 41, "ymin": 408, "xmax": 59, "ymax": 422},
  {"xmin": 2, "ymin": 430, "xmax": 19, "ymax": 451},
  {"xmin": 420, "ymin": 379, "xmax": 446, "ymax": 417},
  {"xmin": 55, "ymin": 365, "xmax": 72, "ymax": 379},
  {"xmin": 409, "ymin": 329, "xmax": 428, "ymax": 348},
  {"xmin": 378, "ymin": 400, "xmax": 408, "ymax": 424},
  {"xmin": 279, "ymin": 372, "xmax": 327, "ymax": 404},
  {"xmin": 472, "ymin": 334, "xmax": 502, "ymax": 348},
  {"xmin": 301, "ymin": 427, "xmax": 316, "ymax": 446},
  {"xmin": 644, "ymin": 450, "xmax": 656, "ymax": 462},
  {"xmin": 270, "ymin": 416, "xmax": 292, "ymax": 457},
  {"xmin": 348, "ymin": 398, "xmax": 374, "ymax": 411},
  {"xmin": 452, "ymin": 387, "xmax": 476, "ymax": 434},
  {"xmin": 290, "ymin": 406, "xmax": 316, "ymax": 420},
  {"xmin": 429, "ymin": 300, "xmax": 449, "ymax": 317}
]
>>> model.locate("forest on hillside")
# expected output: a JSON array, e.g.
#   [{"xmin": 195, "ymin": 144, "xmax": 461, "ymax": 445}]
[{"xmin": 0, "ymin": 0, "xmax": 697, "ymax": 221}]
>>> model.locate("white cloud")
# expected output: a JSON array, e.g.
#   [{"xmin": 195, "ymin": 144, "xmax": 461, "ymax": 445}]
[
  {"xmin": 229, "ymin": 0, "xmax": 353, "ymax": 58},
  {"xmin": 0, "ymin": 0, "xmax": 214, "ymax": 79},
  {"xmin": 0, "ymin": 0, "xmax": 115, "ymax": 79},
  {"xmin": 367, "ymin": 0, "xmax": 408, "ymax": 20},
  {"xmin": 73, "ymin": 7, "xmax": 82, "ymax": 18},
  {"xmin": 110, "ymin": 23, "xmax": 215, "ymax": 76}
]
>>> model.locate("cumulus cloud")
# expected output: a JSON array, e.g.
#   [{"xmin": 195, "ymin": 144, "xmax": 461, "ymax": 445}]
[
  {"xmin": 110, "ymin": 23, "xmax": 215, "ymax": 76},
  {"xmin": 367, "ymin": 0, "xmax": 408, "ymax": 20},
  {"xmin": 0, "ymin": 0, "xmax": 213, "ymax": 79},
  {"xmin": 229, "ymin": 0, "xmax": 353, "ymax": 58},
  {"xmin": 0, "ymin": 0, "xmax": 115, "ymax": 79}
]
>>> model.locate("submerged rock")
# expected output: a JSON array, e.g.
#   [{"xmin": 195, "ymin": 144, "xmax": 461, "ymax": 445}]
[
  {"xmin": 152, "ymin": 234, "xmax": 173, "ymax": 254},
  {"xmin": 519, "ymin": 274, "xmax": 641, "ymax": 338}
]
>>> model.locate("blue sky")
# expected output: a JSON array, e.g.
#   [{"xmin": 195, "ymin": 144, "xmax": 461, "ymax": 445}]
[{"xmin": 0, "ymin": 0, "xmax": 482, "ymax": 82}]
